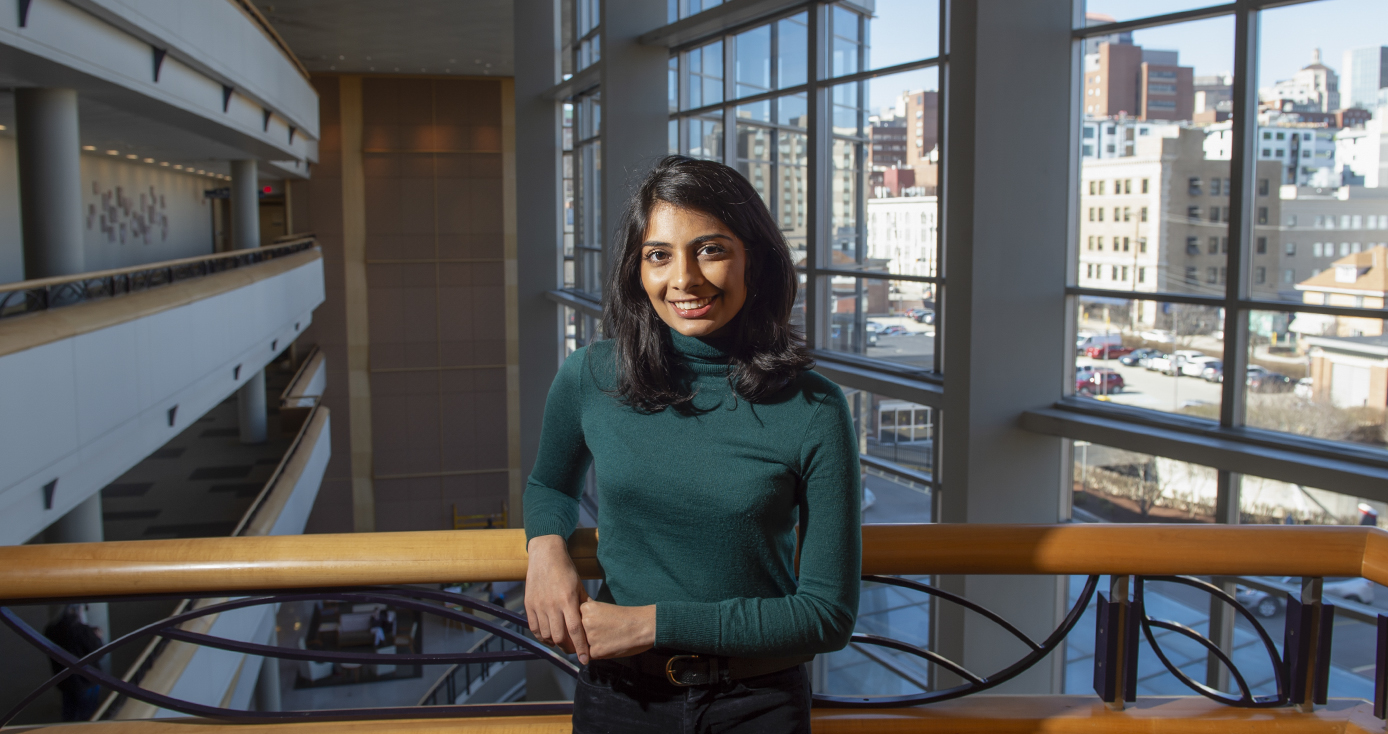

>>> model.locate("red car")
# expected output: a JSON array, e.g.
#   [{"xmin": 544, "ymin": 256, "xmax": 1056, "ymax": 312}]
[
  {"xmin": 1076, "ymin": 367, "xmax": 1125, "ymax": 395},
  {"xmin": 1085, "ymin": 344, "xmax": 1134, "ymax": 359}
]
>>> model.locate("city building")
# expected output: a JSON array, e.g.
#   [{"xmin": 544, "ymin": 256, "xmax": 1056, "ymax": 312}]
[
  {"xmin": 866, "ymin": 195, "xmax": 938, "ymax": 282},
  {"xmin": 1077, "ymin": 128, "xmax": 1283, "ymax": 321},
  {"xmin": 1193, "ymin": 73, "xmax": 1233, "ymax": 124},
  {"xmin": 1082, "ymin": 42, "xmax": 1194, "ymax": 121},
  {"xmin": 1262, "ymin": 48, "xmax": 1341, "ymax": 114},
  {"xmin": 1080, "ymin": 118, "xmax": 1179, "ymax": 159},
  {"xmin": 866, "ymin": 115, "xmax": 906, "ymax": 169},
  {"xmin": 1293, "ymin": 245, "xmax": 1388, "ymax": 337},
  {"xmin": 1303, "ymin": 333, "xmax": 1388, "ymax": 408},
  {"xmin": 1342, "ymin": 46, "xmax": 1388, "ymax": 111},
  {"xmin": 1277, "ymin": 186, "xmax": 1388, "ymax": 299},
  {"xmin": 1336, "ymin": 110, "xmax": 1387, "ymax": 186},
  {"xmin": 1204, "ymin": 120, "xmax": 1339, "ymax": 186}
]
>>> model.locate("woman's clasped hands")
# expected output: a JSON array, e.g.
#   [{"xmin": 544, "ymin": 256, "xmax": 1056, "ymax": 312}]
[{"xmin": 524, "ymin": 535, "xmax": 656, "ymax": 665}]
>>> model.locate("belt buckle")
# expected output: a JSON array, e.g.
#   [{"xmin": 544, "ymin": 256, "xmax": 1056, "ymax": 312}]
[{"xmin": 664, "ymin": 654, "xmax": 701, "ymax": 687}]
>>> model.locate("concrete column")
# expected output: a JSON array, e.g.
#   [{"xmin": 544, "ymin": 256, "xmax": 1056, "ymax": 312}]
[
  {"xmin": 938, "ymin": 0, "xmax": 1073, "ymax": 693},
  {"xmin": 15, "ymin": 88, "xmax": 84, "ymax": 279},
  {"xmin": 230, "ymin": 159, "xmax": 260, "ymax": 251},
  {"xmin": 45, "ymin": 494, "xmax": 109, "ymax": 649},
  {"xmin": 231, "ymin": 159, "xmax": 269, "ymax": 443},
  {"xmin": 238, "ymin": 367, "xmax": 268, "ymax": 444}
]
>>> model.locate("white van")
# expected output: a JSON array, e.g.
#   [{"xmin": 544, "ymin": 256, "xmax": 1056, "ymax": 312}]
[{"xmin": 1076, "ymin": 333, "xmax": 1122, "ymax": 355}]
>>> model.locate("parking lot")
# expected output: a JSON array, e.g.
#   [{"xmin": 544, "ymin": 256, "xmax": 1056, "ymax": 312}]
[{"xmin": 1077, "ymin": 354, "xmax": 1225, "ymax": 413}]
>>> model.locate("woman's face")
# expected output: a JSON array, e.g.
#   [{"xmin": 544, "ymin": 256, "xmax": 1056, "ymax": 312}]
[{"xmin": 639, "ymin": 202, "xmax": 748, "ymax": 338}]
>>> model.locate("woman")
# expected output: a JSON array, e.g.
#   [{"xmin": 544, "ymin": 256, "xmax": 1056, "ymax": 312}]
[{"xmin": 524, "ymin": 155, "xmax": 861, "ymax": 733}]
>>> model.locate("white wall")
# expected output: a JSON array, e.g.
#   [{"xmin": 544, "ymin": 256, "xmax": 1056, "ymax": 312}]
[
  {"xmin": 0, "ymin": 140, "xmax": 217, "ymax": 283},
  {"xmin": 0, "ymin": 255, "xmax": 325, "ymax": 546}
]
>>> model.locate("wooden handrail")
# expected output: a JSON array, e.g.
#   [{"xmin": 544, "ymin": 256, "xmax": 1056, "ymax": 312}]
[
  {"xmin": 0, "ymin": 236, "xmax": 316, "ymax": 292},
  {"xmin": 3, "ymin": 524, "xmax": 1386, "ymax": 602}
]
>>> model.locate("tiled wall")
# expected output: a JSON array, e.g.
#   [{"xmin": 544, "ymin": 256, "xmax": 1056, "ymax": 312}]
[{"xmin": 298, "ymin": 76, "xmax": 510, "ymax": 534}]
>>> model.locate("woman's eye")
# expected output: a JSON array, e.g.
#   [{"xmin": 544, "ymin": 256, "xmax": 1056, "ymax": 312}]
[
  {"xmin": 699, "ymin": 245, "xmax": 725, "ymax": 257},
  {"xmin": 644, "ymin": 250, "xmax": 668, "ymax": 263}
]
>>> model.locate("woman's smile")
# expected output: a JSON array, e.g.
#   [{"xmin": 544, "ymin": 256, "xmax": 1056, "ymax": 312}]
[{"xmin": 668, "ymin": 293, "xmax": 719, "ymax": 318}]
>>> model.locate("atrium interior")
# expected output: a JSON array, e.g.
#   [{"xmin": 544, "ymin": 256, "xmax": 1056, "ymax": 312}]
[{"xmin": 1, "ymin": 0, "xmax": 1387, "ymax": 730}]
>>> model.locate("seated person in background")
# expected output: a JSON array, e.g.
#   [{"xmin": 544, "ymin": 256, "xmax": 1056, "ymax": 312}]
[{"xmin": 44, "ymin": 604, "xmax": 105, "ymax": 722}]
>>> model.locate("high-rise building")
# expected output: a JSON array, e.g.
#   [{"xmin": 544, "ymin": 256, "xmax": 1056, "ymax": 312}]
[
  {"xmin": 867, "ymin": 115, "xmax": 907, "ymax": 169},
  {"xmin": 1342, "ymin": 46, "xmax": 1388, "ymax": 111},
  {"xmin": 1082, "ymin": 12, "xmax": 1132, "ymax": 56},
  {"xmin": 1083, "ymin": 42, "xmax": 1194, "ymax": 121},
  {"xmin": 902, "ymin": 91, "xmax": 939, "ymax": 168}
]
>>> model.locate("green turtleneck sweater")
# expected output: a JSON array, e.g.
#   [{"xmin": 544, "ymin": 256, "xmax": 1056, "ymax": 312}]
[{"xmin": 523, "ymin": 330, "xmax": 861, "ymax": 658}]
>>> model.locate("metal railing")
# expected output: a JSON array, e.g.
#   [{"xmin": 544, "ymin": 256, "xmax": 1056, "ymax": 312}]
[
  {"xmin": 2, "ymin": 524, "xmax": 1388, "ymax": 728},
  {"xmin": 88, "ymin": 403, "xmax": 330, "ymax": 722},
  {"xmin": 0, "ymin": 235, "xmax": 317, "ymax": 320},
  {"xmin": 417, "ymin": 620, "xmax": 527, "ymax": 707}
]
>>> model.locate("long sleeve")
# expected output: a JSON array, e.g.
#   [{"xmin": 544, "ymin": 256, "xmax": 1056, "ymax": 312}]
[
  {"xmin": 654, "ymin": 387, "xmax": 863, "ymax": 657},
  {"xmin": 523, "ymin": 347, "xmax": 594, "ymax": 542}
]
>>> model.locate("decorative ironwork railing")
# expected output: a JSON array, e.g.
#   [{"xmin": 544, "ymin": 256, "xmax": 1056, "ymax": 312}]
[
  {"xmin": 0, "ymin": 235, "xmax": 317, "ymax": 320},
  {"xmin": 417, "ymin": 620, "xmax": 528, "ymax": 706},
  {"xmin": 1, "ymin": 524, "xmax": 1386, "ymax": 728}
]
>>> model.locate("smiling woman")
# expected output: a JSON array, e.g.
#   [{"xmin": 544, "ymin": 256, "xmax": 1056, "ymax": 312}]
[{"xmin": 523, "ymin": 155, "xmax": 862, "ymax": 733}]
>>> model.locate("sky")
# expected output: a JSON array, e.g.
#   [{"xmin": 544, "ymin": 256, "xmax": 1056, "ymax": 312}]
[{"xmin": 862, "ymin": 0, "xmax": 1388, "ymax": 116}]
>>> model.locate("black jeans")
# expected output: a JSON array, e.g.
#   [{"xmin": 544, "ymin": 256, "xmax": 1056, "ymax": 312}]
[{"xmin": 572, "ymin": 659, "xmax": 811, "ymax": 734}]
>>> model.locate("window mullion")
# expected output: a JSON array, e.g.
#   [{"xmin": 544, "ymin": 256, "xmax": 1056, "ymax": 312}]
[
  {"xmin": 1219, "ymin": 1, "xmax": 1260, "ymax": 431},
  {"xmin": 805, "ymin": 1, "xmax": 829, "ymax": 350}
]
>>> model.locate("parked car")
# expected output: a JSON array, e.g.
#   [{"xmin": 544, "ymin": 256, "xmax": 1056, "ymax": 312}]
[
  {"xmin": 1077, "ymin": 367, "xmax": 1124, "ymax": 395},
  {"xmin": 1146, "ymin": 353, "xmax": 1175, "ymax": 374},
  {"xmin": 1179, "ymin": 355, "xmax": 1219, "ymax": 378},
  {"xmin": 909, "ymin": 308, "xmax": 936, "ymax": 324},
  {"xmin": 1120, "ymin": 348, "xmax": 1159, "ymax": 366},
  {"xmin": 1086, "ymin": 344, "xmax": 1134, "ymax": 359},
  {"xmin": 1234, "ymin": 584, "xmax": 1283, "ymax": 619},
  {"xmin": 1200, "ymin": 360, "xmax": 1223, "ymax": 382},
  {"xmin": 1139, "ymin": 350, "xmax": 1168, "ymax": 370},
  {"xmin": 866, "ymin": 320, "xmax": 883, "ymax": 333},
  {"xmin": 1247, "ymin": 366, "xmax": 1294, "ymax": 393},
  {"xmin": 1324, "ymin": 577, "xmax": 1374, "ymax": 605},
  {"xmin": 1077, "ymin": 333, "xmax": 1122, "ymax": 355},
  {"xmin": 1235, "ymin": 576, "xmax": 1373, "ymax": 620},
  {"xmin": 879, "ymin": 325, "xmax": 911, "ymax": 336},
  {"xmin": 1140, "ymin": 329, "xmax": 1175, "ymax": 344},
  {"xmin": 1294, "ymin": 377, "xmax": 1314, "ymax": 399}
]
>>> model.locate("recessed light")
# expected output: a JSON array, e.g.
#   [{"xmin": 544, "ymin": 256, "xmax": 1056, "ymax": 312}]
[
  {"xmin": 338, "ymin": 55, "xmax": 345, "ymax": 60},
  {"xmin": 143, "ymin": 157, "xmax": 154, "ymax": 163},
  {"xmin": 160, "ymin": 162, "xmax": 169, "ymax": 166},
  {"xmin": 107, "ymin": 150, "xmax": 120, "ymax": 155},
  {"xmin": 365, "ymin": 55, "xmax": 372, "ymax": 61},
  {"xmin": 126, "ymin": 154, "xmax": 138, "ymax": 159},
  {"xmin": 450, "ymin": 59, "xmax": 456, "ymax": 64},
  {"xmin": 197, "ymin": 169, "xmax": 205, "ymax": 174},
  {"xmin": 82, "ymin": 145, "xmax": 96, "ymax": 151}
]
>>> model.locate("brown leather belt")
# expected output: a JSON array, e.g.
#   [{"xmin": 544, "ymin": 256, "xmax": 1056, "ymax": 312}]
[{"xmin": 607, "ymin": 650, "xmax": 813, "ymax": 687}]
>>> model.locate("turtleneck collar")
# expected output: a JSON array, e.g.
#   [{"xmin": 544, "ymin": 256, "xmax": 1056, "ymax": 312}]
[{"xmin": 668, "ymin": 327, "xmax": 732, "ymax": 370}]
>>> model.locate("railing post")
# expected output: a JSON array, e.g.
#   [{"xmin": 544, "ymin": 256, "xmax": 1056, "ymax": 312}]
[
  {"xmin": 1206, "ymin": 578, "xmax": 1236, "ymax": 693},
  {"xmin": 1094, "ymin": 574, "xmax": 1138, "ymax": 709},
  {"xmin": 1375, "ymin": 615, "xmax": 1388, "ymax": 719},
  {"xmin": 1286, "ymin": 576, "xmax": 1334, "ymax": 712}
]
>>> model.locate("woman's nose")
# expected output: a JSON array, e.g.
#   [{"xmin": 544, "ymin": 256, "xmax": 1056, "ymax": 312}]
[{"xmin": 671, "ymin": 250, "xmax": 704, "ymax": 291}]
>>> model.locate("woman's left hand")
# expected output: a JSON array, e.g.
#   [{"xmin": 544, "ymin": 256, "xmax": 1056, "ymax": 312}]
[{"xmin": 579, "ymin": 601, "xmax": 656, "ymax": 659}]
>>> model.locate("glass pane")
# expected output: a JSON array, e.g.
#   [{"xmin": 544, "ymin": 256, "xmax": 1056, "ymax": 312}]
[
  {"xmin": 1249, "ymin": 0, "xmax": 1388, "ymax": 304},
  {"xmin": 1073, "ymin": 296, "xmax": 1224, "ymax": 417},
  {"xmin": 864, "ymin": 0, "xmax": 941, "ymax": 72},
  {"xmin": 1076, "ymin": 15, "xmax": 1234, "ymax": 297},
  {"xmin": 733, "ymin": 95, "xmax": 807, "ymax": 258},
  {"xmin": 836, "ymin": 384, "xmax": 934, "ymax": 509},
  {"xmin": 734, "ymin": 24, "xmax": 771, "ymax": 99},
  {"xmin": 668, "ymin": 56, "xmax": 678, "ymax": 114},
  {"xmin": 1072, "ymin": 442, "xmax": 1217, "ymax": 523},
  {"xmin": 856, "ymin": 68, "xmax": 940, "ymax": 284},
  {"xmin": 822, "ymin": 277, "xmax": 936, "ymax": 372},
  {"xmin": 1246, "ymin": 308, "xmax": 1386, "ymax": 453},
  {"xmin": 830, "ymin": 5, "xmax": 861, "ymax": 78},
  {"xmin": 1237, "ymin": 474, "xmax": 1380, "ymax": 699},
  {"xmin": 778, "ymin": 13, "xmax": 808, "ymax": 88},
  {"xmin": 1080, "ymin": 2, "xmax": 1233, "ymax": 28},
  {"xmin": 687, "ymin": 116, "xmax": 723, "ymax": 161},
  {"xmin": 686, "ymin": 41, "xmax": 723, "ymax": 109}
]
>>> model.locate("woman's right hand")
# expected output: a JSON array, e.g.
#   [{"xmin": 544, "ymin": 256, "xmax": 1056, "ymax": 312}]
[{"xmin": 524, "ymin": 534, "xmax": 591, "ymax": 664}]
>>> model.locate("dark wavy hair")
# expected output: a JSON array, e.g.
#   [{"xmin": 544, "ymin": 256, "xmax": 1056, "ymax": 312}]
[{"xmin": 603, "ymin": 155, "xmax": 812, "ymax": 412}]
